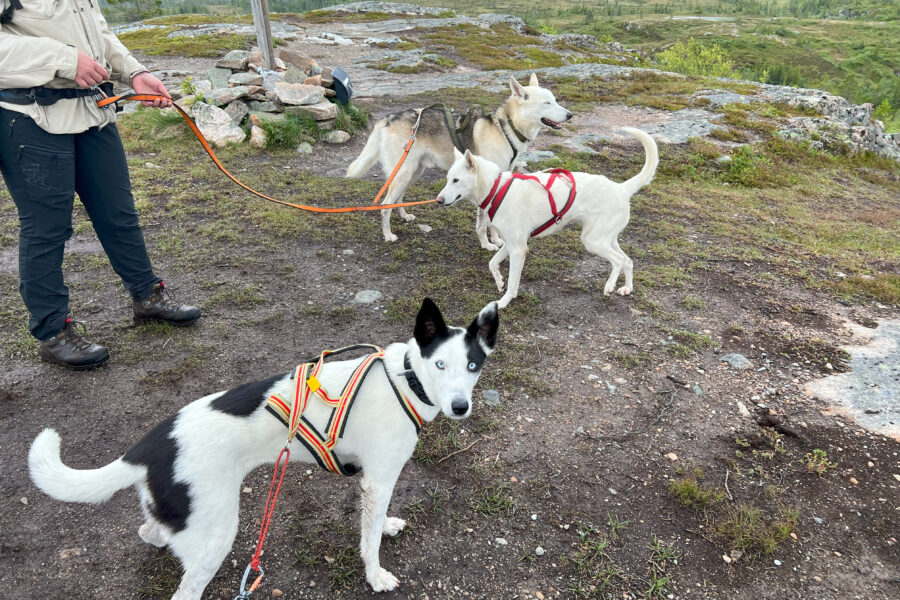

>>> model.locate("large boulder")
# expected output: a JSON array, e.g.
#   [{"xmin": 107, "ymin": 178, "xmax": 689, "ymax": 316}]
[
  {"xmin": 224, "ymin": 99, "xmax": 249, "ymax": 124},
  {"xmin": 228, "ymin": 71, "xmax": 263, "ymax": 87},
  {"xmin": 192, "ymin": 102, "xmax": 246, "ymax": 147},
  {"xmin": 216, "ymin": 49, "xmax": 251, "ymax": 71},
  {"xmin": 273, "ymin": 82, "xmax": 325, "ymax": 106},
  {"xmin": 206, "ymin": 86, "xmax": 250, "ymax": 106},
  {"xmin": 277, "ymin": 48, "xmax": 319, "ymax": 75},
  {"xmin": 284, "ymin": 101, "xmax": 338, "ymax": 121},
  {"xmin": 206, "ymin": 67, "xmax": 232, "ymax": 89}
]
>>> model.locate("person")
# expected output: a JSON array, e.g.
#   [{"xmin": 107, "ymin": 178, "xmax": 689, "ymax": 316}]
[{"xmin": 0, "ymin": 0, "xmax": 201, "ymax": 370}]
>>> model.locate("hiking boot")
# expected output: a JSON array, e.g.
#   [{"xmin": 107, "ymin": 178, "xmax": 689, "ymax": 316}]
[
  {"xmin": 133, "ymin": 281, "xmax": 201, "ymax": 326},
  {"xmin": 40, "ymin": 319, "xmax": 109, "ymax": 371}
]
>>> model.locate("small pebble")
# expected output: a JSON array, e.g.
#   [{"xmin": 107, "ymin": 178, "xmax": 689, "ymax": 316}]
[
  {"xmin": 790, "ymin": 532, "xmax": 798, "ymax": 540},
  {"xmin": 867, "ymin": 461, "xmax": 874, "ymax": 468},
  {"xmin": 20, "ymin": 497, "xmax": 27, "ymax": 505},
  {"xmin": 242, "ymin": 487, "xmax": 252, "ymax": 494},
  {"xmin": 309, "ymin": 580, "xmax": 316, "ymax": 587},
  {"xmin": 723, "ymin": 554, "xmax": 732, "ymax": 564},
  {"xmin": 849, "ymin": 477, "xmax": 858, "ymax": 485},
  {"xmin": 495, "ymin": 537, "xmax": 508, "ymax": 546},
  {"xmin": 813, "ymin": 576, "xmax": 822, "ymax": 582},
  {"xmin": 535, "ymin": 546, "xmax": 545, "ymax": 556},
  {"xmin": 531, "ymin": 514, "xmax": 537, "ymax": 521},
  {"xmin": 665, "ymin": 453, "xmax": 678, "ymax": 462},
  {"xmin": 535, "ymin": 592, "xmax": 545, "ymax": 600},
  {"xmin": 774, "ymin": 559, "xmax": 782, "ymax": 566},
  {"xmin": 272, "ymin": 590, "xmax": 283, "ymax": 597},
  {"xmin": 834, "ymin": 551, "xmax": 842, "ymax": 557}
]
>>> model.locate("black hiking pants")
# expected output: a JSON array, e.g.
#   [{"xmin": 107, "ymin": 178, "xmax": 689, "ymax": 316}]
[{"xmin": 0, "ymin": 107, "xmax": 161, "ymax": 341}]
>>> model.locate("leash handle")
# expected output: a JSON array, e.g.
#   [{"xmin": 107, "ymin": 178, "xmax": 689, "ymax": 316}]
[{"xmin": 99, "ymin": 94, "xmax": 437, "ymax": 213}]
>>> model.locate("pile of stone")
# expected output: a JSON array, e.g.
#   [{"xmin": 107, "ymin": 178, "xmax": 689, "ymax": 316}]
[
  {"xmin": 763, "ymin": 86, "xmax": 900, "ymax": 161},
  {"xmin": 169, "ymin": 47, "xmax": 351, "ymax": 148}
]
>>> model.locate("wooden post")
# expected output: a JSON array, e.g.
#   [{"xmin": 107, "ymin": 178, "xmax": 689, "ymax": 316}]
[{"xmin": 250, "ymin": 0, "xmax": 275, "ymax": 70}]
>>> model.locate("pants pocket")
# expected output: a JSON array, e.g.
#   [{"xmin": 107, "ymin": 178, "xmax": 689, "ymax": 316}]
[{"xmin": 16, "ymin": 144, "xmax": 74, "ymax": 196}]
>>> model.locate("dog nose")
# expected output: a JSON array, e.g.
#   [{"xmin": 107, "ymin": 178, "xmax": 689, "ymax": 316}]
[
  {"xmin": 451, "ymin": 398, "xmax": 469, "ymax": 415},
  {"xmin": 565, "ymin": 111, "xmax": 573, "ymax": 121},
  {"xmin": 436, "ymin": 196, "xmax": 445, "ymax": 205}
]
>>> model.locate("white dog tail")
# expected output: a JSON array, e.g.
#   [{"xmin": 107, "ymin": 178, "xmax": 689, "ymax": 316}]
[
  {"xmin": 620, "ymin": 127, "xmax": 659, "ymax": 195},
  {"xmin": 345, "ymin": 119, "xmax": 386, "ymax": 178},
  {"xmin": 29, "ymin": 428, "xmax": 144, "ymax": 504}
]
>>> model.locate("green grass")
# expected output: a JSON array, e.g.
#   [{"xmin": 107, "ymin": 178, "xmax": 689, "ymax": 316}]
[
  {"xmin": 669, "ymin": 474, "xmax": 725, "ymax": 510},
  {"xmin": 714, "ymin": 504, "xmax": 799, "ymax": 558},
  {"xmin": 118, "ymin": 27, "xmax": 248, "ymax": 57}
]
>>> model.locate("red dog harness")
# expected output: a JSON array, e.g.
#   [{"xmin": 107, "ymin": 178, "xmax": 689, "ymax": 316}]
[{"xmin": 479, "ymin": 169, "xmax": 577, "ymax": 237}]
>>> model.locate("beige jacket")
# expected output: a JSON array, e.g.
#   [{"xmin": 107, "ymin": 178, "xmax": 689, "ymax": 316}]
[{"xmin": 0, "ymin": 0, "xmax": 147, "ymax": 133}]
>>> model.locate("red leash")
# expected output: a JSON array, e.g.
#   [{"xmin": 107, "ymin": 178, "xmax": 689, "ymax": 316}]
[{"xmin": 235, "ymin": 445, "xmax": 290, "ymax": 599}]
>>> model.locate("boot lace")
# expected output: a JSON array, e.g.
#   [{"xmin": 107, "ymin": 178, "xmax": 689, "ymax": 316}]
[
  {"xmin": 152, "ymin": 281, "xmax": 182, "ymax": 309},
  {"xmin": 62, "ymin": 319, "xmax": 93, "ymax": 351}
]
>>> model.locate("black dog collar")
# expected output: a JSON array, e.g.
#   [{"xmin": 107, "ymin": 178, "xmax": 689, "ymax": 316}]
[{"xmin": 402, "ymin": 353, "xmax": 434, "ymax": 406}]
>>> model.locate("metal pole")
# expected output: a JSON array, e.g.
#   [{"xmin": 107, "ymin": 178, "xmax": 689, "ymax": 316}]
[{"xmin": 250, "ymin": 0, "xmax": 275, "ymax": 70}]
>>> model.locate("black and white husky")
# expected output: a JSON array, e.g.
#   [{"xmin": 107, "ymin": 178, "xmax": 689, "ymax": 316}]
[
  {"xmin": 346, "ymin": 73, "xmax": 572, "ymax": 244},
  {"xmin": 28, "ymin": 298, "xmax": 499, "ymax": 599}
]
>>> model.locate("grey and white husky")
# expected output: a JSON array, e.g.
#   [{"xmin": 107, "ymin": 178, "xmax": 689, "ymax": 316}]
[{"xmin": 346, "ymin": 73, "xmax": 572, "ymax": 244}]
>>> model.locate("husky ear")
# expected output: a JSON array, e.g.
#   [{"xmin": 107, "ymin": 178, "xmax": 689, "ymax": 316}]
[
  {"xmin": 453, "ymin": 147, "xmax": 464, "ymax": 162},
  {"xmin": 463, "ymin": 149, "xmax": 477, "ymax": 171},
  {"xmin": 414, "ymin": 297, "xmax": 448, "ymax": 349},
  {"xmin": 509, "ymin": 75, "xmax": 526, "ymax": 99},
  {"xmin": 467, "ymin": 302, "xmax": 499, "ymax": 353},
  {"xmin": 529, "ymin": 72, "xmax": 539, "ymax": 87}
]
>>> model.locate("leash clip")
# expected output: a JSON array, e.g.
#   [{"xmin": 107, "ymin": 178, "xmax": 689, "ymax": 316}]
[{"xmin": 234, "ymin": 563, "xmax": 263, "ymax": 600}]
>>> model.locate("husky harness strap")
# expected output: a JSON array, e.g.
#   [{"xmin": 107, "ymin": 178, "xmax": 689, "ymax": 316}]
[
  {"xmin": 479, "ymin": 169, "xmax": 577, "ymax": 237},
  {"xmin": 265, "ymin": 345, "xmax": 425, "ymax": 476}
]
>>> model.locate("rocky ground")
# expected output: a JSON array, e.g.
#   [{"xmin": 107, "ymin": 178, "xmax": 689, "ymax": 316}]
[{"xmin": 1, "ymin": 4, "xmax": 898, "ymax": 600}]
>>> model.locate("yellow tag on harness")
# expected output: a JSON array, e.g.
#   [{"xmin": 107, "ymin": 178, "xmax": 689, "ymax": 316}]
[{"xmin": 306, "ymin": 375, "xmax": 321, "ymax": 393}]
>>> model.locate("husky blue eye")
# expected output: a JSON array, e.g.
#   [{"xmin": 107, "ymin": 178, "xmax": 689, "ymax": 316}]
[
  {"xmin": 435, "ymin": 360, "xmax": 446, "ymax": 370},
  {"xmin": 468, "ymin": 361, "xmax": 477, "ymax": 371}
]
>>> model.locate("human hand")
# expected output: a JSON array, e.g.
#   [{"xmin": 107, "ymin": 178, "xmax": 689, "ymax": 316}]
[
  {"xmin": 131, "ymin": 72, "xmax": 173, "ymax": 108},
  {"xmin": 75, "ymin": 51, "xmax": 109, "ymax": 88}
]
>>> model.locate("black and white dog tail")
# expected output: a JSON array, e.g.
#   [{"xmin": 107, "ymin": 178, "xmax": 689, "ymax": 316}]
[
  {"xmin": 29, "ymin": 429, "xmax": 144, "ymax": 504},
  {"xmin": 620, "ymin": 127, "xmax": 659, "ymax": 196}
]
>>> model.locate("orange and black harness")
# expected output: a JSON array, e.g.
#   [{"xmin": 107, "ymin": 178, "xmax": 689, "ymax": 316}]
[
  {"xmin": 479, "ymin": 169, "xmax": 577, "ymax": 237},
  {"xmin": 264, "ymin": 344, "xmax": 430, "ymax": 475},
  {"xmin": 235, "ymin": 344, "xmax": 431, "ymax": 599}
]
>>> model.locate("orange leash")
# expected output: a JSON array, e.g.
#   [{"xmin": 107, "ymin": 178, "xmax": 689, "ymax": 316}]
[
  {"xmin": 372, "ymin": 125, "xmax": 417, "ymax": 206},
  {"xmin": 98, "ymin": 94, "xmax": 436, "ymax": 214}
]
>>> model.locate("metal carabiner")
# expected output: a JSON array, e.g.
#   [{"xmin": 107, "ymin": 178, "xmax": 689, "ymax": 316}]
[{"xmin": 234, "ymin": 563, "xmax": 263, "ymax": 600}]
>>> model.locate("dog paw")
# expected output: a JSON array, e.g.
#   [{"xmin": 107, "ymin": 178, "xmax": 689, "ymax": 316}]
[
  {"xmin": 603, "ymin": 283, "xmax": 616, "ymax": 296},
  {"xmin": 495, "ymin": 280, "xmax": 505, "ymax": 292},
  {"xmin": 483, "ymin": 243, "xmax": 500, "ymax": 252},
  {"xmin": 616, "ymin": 286, "xmax": 633, "ymax": 296},
  {"xmin": 384, "ymin": 233, "xmax": 399, "ymax": 242},
  {"xmin": 383, "ymin": 517, "xmax": 407, "ymax": 537},
  {"xmin": 367, "ymin": 568, "xmax": 400, "ymax": 592},
  {"xmin": 400, "ymin": 212, "xmax": 416, "ymax": 222},
  {"xmin": 497, "ymin": 297, "xmax": 511, "ymax": 309}
]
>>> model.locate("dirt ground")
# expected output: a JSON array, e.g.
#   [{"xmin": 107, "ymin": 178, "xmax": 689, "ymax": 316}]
[{"xmin": 2, "ymin": 20, "xmax": 899, "ymax": 600}]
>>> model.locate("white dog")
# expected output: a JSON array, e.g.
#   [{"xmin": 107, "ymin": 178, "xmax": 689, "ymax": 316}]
[
  {"xmin": 29, "ymin": 298, "xmax": 499, "ymax": 599},
  {"xmin": 436, "ymin": 128, "xmax": 659, "ymax": 308},
  {"xmin": 346, "ymin": 73, "xmax": 572, "ymax": 244}
]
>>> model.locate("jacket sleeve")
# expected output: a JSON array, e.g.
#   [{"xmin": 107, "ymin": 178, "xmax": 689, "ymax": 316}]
[
  {"xmin": 97, "ymin": 11, "xmax": 146, "ymax": 86},
  {"xmin": 0, "ymin": 29, "xmax": 78, "ymax": 88}
]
